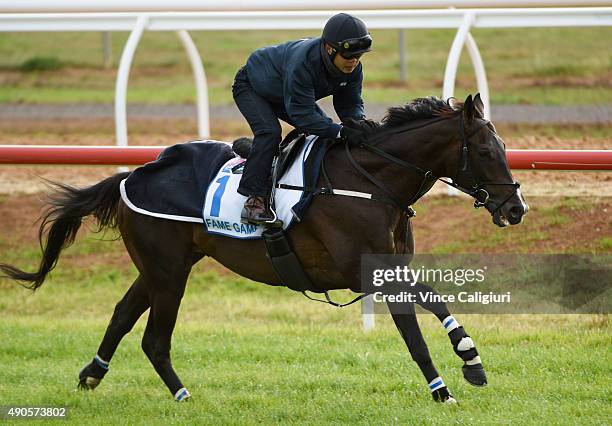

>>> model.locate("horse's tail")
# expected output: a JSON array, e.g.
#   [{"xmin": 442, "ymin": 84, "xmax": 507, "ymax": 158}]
[{"xmin": 0, "ymin": 172, "xmax": 131, "ymax": 291}]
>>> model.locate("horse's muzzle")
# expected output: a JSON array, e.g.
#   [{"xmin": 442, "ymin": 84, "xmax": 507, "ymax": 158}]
[{"xmin": 492, "ymin": 199, "xmax": 528, "ymax": 227}]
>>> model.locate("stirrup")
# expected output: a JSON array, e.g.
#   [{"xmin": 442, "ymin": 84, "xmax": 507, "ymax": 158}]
[{"xmin": 263, "ymin": 208, "xmax": 283, "ymax": 228}]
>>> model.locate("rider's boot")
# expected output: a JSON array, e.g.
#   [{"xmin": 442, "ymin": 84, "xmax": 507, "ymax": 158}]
[{"xmin": 241, "ymin": 196, "xmax": 282, "ymax": 227}]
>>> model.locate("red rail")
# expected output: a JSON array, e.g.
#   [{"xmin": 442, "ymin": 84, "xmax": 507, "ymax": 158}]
[
  {"xmin": 0, "ymin": 145, "xmax": 611, "ymax": 170},
  {"xmin": 0, "ymin": 145, "xmax": 162, "ymax": 166}
]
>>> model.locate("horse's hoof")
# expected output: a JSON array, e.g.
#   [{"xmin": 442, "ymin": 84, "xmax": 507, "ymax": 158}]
[
  {"xmin": 433, "ymin": 392, "xmax": 458, "ymax": 405},
  {"xmin": 432, "ymin": 386, "xmax": 455, "ymax": 403},
  {"xmin": 174, "ymin": 388, "xmax": 191, "ymax": 402},
  {"xmin": 462, "ymin": 363, "xmax": 487, "ymax": 386},
  {"xmin": 444, "ymin": 396, "xmax": 458, "ymax": 405},
  {"xmin": 78, "ymin": 360, "xmax": 107, "ymax": 391},
  {"xmin": 77, "ymin": 376, "xmax": 100, "ymax": 390}
]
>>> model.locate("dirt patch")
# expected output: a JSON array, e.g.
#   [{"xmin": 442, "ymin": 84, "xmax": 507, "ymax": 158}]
[
  {"xmin": 0, "ymin": 193, "xmax": 44, "ymax": 246},
  {"xmin": 500, "ymin": 74, "xmax": 612, "ymax": 89},
  {"xmin": 413, "ymin": 195, "xmax": 611, "ymax": 253},
  {"xmin": 0, "ymin": 193, "xmax": 608, "ymax": 282},
  {"xmin": 367, "ymin": 72, "xmax": 612, "ymax": 91},
  {"xmin": 447, "ymin": 74, "xmax": 612, "ymax": 91}
]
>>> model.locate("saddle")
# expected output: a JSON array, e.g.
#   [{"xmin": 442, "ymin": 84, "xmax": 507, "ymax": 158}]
[
  {"xmin": 231, "ymin": 131, "xmax": 323, "ymax": 294},
  {"xmin": 231, "ymin": 129, "xmax": 307, "ymax": 182}
]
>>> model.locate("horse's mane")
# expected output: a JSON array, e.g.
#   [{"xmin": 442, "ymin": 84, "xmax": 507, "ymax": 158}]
[{"xmin": 381, "ymin": 97, "xmax": 463, "ymax": 128}]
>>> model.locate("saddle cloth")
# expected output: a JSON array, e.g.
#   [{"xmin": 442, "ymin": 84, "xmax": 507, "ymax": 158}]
[
  {"xmin": 203, "ymin": 135, "xmax": 321, "ymax": 238},
  {"xmin": 120, "ymin": 136, "xmax": 328, "ymax": 239}
]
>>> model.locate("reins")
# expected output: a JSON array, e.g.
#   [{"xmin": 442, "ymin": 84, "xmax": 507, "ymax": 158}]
[
  {"xmin": 339, "ymin": 114, "xmax": 520, "ymax": 215},
  {"xmin": 278, "ymin": 113, "xmax": 521, "ymax": 308}
]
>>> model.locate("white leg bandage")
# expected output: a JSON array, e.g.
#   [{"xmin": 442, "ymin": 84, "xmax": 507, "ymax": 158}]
[
  {"xmin": 457, "ymin": 336, "xmax": 481, "ymax": 365},
  {"xmin": 94, "ymin": 354, "xmax": 109, "ymax": 370},
  {"xmin": 442, "ymin": 315, "xmax": 460, "ymax": 333},
  {"xmin": 174, "ymin": 387, "xmax": 191, "ymax": 402},
  {"xmin": 457, "ymin": 336, "xmax": 474, "ymax": 351},
  {"xmin": 466, "ymin": 356, "xmax": 482, "ymax": 365},
  {"xmin": 428, "ymin": 376, "xmax": 446, "ymax": 392}
]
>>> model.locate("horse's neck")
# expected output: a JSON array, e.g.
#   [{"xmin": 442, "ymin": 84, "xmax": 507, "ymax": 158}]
[{"xmin": 368, "ymin": 117, "xmax": 460, "ymax": 204}]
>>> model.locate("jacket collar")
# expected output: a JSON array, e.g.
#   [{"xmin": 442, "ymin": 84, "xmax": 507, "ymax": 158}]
[{"xmin": 320, "ymin": 41, "xmax": 344, "ymax": 79}]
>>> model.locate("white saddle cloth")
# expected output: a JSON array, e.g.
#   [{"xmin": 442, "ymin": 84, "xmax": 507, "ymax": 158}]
[{"xmin": 202, "ymin": 135, "xmax": 317, "ymax": 239}]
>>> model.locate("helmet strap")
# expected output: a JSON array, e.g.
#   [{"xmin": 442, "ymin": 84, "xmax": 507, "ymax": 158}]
[
  {"xmin": 320, "ymin": 42, "xmax": 343, "ymax": 78},
  {"xmin": 329, "ymin": 48, "xmax": 338, "ymax": 62}
]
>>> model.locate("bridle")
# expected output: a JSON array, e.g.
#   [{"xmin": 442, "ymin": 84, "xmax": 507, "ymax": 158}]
[
  {"xmin": 438, "ymin": 116, "xmax": 521, "ymax": 215},
  {"xmin": 342, "ymin": 114, "xmax": 521, "ymax": 218}
]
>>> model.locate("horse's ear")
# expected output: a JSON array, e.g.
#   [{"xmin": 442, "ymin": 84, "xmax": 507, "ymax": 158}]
[
  {"xmin": 463, "ymin": 94, "xmax": 475, "ymax": 125},
  {"xmin": 473, "ymin": 93, "xmax": 485, "ymax": 118}
]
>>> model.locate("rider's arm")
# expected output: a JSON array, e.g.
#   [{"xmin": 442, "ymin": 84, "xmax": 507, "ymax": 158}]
[
  {"xmin": 284, "ymin": 62, "xmax": 342, "ymax": 139},
  {"xmin": 333, "ymin": 66, "xmax": 366, "ymax": 122}
]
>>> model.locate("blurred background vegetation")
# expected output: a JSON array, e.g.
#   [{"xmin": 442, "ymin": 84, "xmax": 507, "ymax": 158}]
[{"xmin": 0, "ymin": 27, "xmax": 610, "ymax": 106}]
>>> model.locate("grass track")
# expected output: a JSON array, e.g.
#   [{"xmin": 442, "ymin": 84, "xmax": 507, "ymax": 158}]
[
  {"xmin": 0, "ymin": 256, "xmax": 612, "ymax": 424},
  {"xmin": 0, "ymin": 195, "xmax": 610, "ymax": 424},
  {"xmin": 1, "ymin": 272, "xmax": 610, "ymax": 425}
]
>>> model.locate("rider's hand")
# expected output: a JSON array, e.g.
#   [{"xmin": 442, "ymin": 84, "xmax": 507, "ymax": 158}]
[
  {"xmin": 343, "ymin": 117, "xmax": 381, "ymax": 134},
  {"xmin": 339, "ymin": 125, "xmax": 366, "ymax": 147}
]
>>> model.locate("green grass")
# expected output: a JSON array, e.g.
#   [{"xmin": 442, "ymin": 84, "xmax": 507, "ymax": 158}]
[
  {"xmin": 18, "ymin": 56, "xmax": 66, "ymax": 72},
  {"xmin": 0, "ymin": 265, "xmax": 610, "ymax": 425},
  {"xmin": 601, "ymin": 237, "xmax": 612, "ymax": 250},
  {"xmin": 0, "ymin": 195, "xmax": 610, "ymax": 424},
  {"xmin": 0, "ymin": 27, "xmax": 610, "ymax": 106}
]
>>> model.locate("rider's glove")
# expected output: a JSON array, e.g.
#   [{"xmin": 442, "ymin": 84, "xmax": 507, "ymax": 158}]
[
  {"xmin": 343, "ymin": 117, "xmax": 381, "ymax": 134},
  {"xmin": 339, "ymin": 125, "xmax": 366, "ymax": 147}
]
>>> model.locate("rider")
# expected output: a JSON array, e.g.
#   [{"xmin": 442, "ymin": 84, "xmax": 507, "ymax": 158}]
[{"xmin": 232, "ymin": 12, "xmax": 374, "ymax": 225}]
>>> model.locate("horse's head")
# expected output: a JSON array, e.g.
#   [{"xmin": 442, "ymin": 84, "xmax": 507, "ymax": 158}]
[
  {"xmin": 451, "ymin": 94, "xmax": 529, "ymax": 227},
  {"xmin": 353, "ymin": 95, "xmax": 528, "ymax": 227}
]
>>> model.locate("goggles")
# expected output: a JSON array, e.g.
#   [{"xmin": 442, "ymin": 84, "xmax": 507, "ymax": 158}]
[
  {"xmin": 334, "ymin": 34, "xmax": 372, "ymax": 58},
  {"xmin": 339, "ymin": 51, "xmax": 364, "ymax": 60}
]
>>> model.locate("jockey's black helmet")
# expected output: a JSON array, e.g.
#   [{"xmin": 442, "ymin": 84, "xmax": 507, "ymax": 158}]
[{"xmin": 322, "ymin": 13, "xmax": 372, "ymax": 58}]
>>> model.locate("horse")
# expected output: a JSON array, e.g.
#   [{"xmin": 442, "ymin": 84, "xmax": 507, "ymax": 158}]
[{"xmin": 0, "ymin": 94, "xmax": 528, "ymax": 404}]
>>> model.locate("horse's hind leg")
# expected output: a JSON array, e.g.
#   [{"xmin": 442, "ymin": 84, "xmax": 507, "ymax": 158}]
[
  {"xmin": 141, "ymin": 275, "xmax": 190, "ymax": 401},
  {"xmin": 119, "ymin": 210, "xmax": 196, "ymax": 401},
  {"xmin": 78, "ymin": 275, "xmax": 150, "ymax": 390},
  {"xmin": 389, "ymin": 302, "xmax": 456, "ymax": 404},
  {"xmin": 412, "ymin": 282, "xmax": 487, "ymax": 387}
]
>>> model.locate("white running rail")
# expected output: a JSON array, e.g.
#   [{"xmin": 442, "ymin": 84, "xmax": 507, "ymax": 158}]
[{"xmin": 1, "ymin": 8, "xmax": 610, "ymax": 146}]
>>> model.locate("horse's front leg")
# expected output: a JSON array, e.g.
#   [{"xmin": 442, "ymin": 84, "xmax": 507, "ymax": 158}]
[
  {"xmin": 439, "ymin": 312, "xmax": 488, "ymax": 387},
  {"xmin": 388, "ymin": 301, "xmax": 457, "ymax": 404},
  {"xmin": 410, "ymin": 282, "xmax": 487, "ymax": 387}
]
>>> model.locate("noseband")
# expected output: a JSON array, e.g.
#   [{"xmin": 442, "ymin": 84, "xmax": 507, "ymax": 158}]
[
  {"xmin": 345, "ymin": 115, "xmax": 521, "ymax": 217},
  {"xmin": 439, "ymin": 116, "xmax": 521, "ymax": 215}
]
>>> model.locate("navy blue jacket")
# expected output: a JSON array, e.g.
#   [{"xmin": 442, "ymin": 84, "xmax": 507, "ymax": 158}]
[{"xmin": 245, "ymin": 37, "xmax": 365, "ymax": 139}]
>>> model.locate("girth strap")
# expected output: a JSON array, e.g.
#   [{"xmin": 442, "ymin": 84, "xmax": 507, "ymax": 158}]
[
  {"xmin": 262, "ymin": 227, "xmax": 321, "ymax": 293},
  {"xmin": 301, "ymin": 291, "xmax": 369, "ymax": 308},
  {"xmin": 262, "ymin": 227, "xmax": 367, "ymax": 307}
]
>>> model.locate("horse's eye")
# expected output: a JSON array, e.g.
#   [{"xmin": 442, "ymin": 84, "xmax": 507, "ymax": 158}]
[{"xmin": 478, "ymin": 150, "xmax": 492, "ymax": 159}]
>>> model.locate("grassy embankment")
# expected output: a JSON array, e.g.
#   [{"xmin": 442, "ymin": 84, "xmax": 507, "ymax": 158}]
[{"xmin": 0, "ymin": 27, "xmax": 610, "ymax": 106}]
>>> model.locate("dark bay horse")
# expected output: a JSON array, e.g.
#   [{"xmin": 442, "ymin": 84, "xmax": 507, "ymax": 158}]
[{"xmin": 0, "ymin": 94, "xmax": 528, "ymax": 404}]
